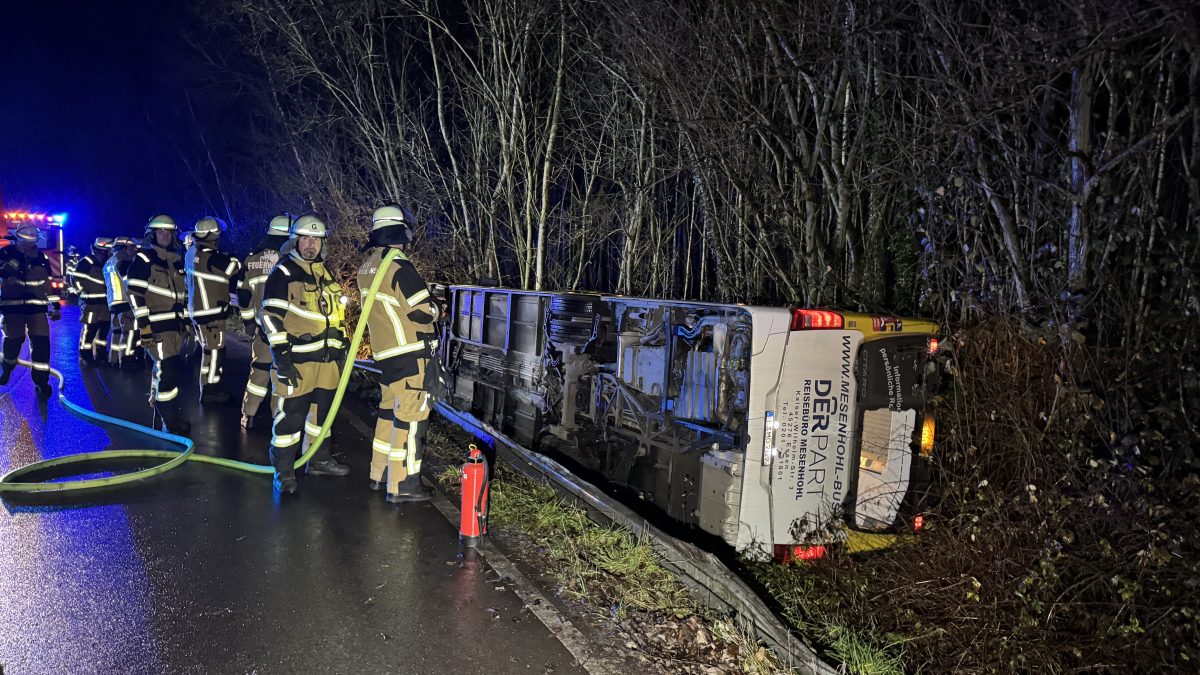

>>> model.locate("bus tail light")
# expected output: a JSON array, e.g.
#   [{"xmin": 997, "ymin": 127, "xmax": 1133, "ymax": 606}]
[
  {"xmin": 791, "ymin": 308, "xmax": 843, "ymax": 330},
  {"xmin": 773, "ymin": 543, "xmax": 827, "ymax": 563},
  {"xmin": 920, "ymin": 415, "xmax": 935, "ymax": 457},
  {"xmin": 928, "ymin": 337, "xmax": 939, "ymax": 354},
  {"xmin": 913, "ymin": 514, "xmax": 925, "ymax": 532}
]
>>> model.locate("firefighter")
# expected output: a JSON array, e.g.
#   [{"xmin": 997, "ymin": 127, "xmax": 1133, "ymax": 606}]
[
  {"xmin": 185, "ymin": 216, "xmax": 242, "ymax": 404},
  {"xmin": 0, "ymin": 225, "xmax": 61, "ymax": 396},
  {"xmin": 70, "ymin": 236, "xmax": 114, "ymax": 365},
  {"xmin": 128, "ymin": 214, "xmax": 190, "ymax": 434},
  {"xmin": 261, "ymin": 214, "xmax": 351, "ymax": 494},
  {"xmin": 357, "ymin": 204, "xmax": 438, "ymax": 502},
  {"xmin": 104, "ymin": 236, "xmax": 138, "ymax": 368},
  {"xmin": 239, "ymin": 213, "xmax": 292, "ymax": 429}
]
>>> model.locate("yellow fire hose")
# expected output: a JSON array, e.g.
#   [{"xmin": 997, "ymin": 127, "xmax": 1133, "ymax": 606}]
[{"xmin": 0, "ymin": 249, "xmax": 399, "ymax": 494}]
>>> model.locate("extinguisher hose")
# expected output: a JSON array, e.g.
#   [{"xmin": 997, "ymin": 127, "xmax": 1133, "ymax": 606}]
[{"xmin": 0, "ymin": 249, "xmax": 402, "ymax": 494}]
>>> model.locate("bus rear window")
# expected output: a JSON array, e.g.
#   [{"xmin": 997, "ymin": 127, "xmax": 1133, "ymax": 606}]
[{"xmin": 849, "ymin": 336, "xmax": 933, "ymax": 530}]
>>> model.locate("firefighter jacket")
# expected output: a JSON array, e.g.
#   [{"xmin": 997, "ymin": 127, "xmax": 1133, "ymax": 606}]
[
  {"xmin": 241, "ymin": 245, "xmax": 281, "ymax": 325},
  {"xmin": 127, "ymin": 244, "xmax": 187, "ymax": 332},
  {"xmin": 0, "ymin": 246, "xmax": 60, "ymax": 314},
  {"xmin": 104, "ymin": 257, "xmax": 133, "ymax": 316},
  {"xmin": 71, "ymin": 254, "xmax": 109, "ymax": 308},
  {"xmin": 185, "ymin": 240, "xmax": 242, "ymax": 324},
  {"xmin": 261, "ymin": 251, "xmax": 347, "ymax": 365},
  {"xmin": 356, "ymin": 247, "xmax": 438, "ymax": 380}
]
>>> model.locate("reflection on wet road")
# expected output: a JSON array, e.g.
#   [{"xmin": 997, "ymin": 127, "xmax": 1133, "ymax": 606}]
[{"xmin": 0, "ymin": 305, "xmax": 584, "ymax": 674}]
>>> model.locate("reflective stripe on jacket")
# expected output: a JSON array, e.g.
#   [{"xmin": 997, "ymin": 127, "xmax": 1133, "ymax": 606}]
[
  {"xmin": 356, "ymin": 247, "xmax": 438, "ymax": 376},
  {"xmin": 0, "ymin": 246, "xmax": 60, "ymax": 314},
  {"xmin": 242, "ymin": 247, "xmax": 281, "ymax": 323},
  {"xmin": 71, "ymin": 254, "xmax": 109, "ymax": 306},
  {"xmin": 104, "ymin": 256, "xmax": 134, "ymax": 316},
  {"xmin": 127, "ymin": 245, "xmax": 187, "ymax": 331},
  {"xmin": 261, "ymin": 251, "xmax": 347, "ymax": 364},
  {"xmin": 185, "ymin": 242, "xmax": 242, "ymax": 324}
]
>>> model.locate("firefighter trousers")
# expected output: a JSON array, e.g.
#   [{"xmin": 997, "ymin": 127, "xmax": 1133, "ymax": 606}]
[
  {"xmin": 1, "ymin": 312, "xmax": 50, "ymax": 386},
  {"xmin": 241, "ymin": 332, "xmax": 277, "ymax": 418},
  {"xmin": 371, "ymin": 360, "xmax": 430, "ymax": 493},
  {"xmin": 108, "ymin": 312, "xmax": 136, "ymax": 365},
  {"xmin": 194, "ymin": 320, "xmax": 226, "ymax": 392},
  {"xmin": 79, "ymin": 304, "xmax": 110, "ymax": 359},
  {"xmin": 146, "ymin": 328, "xmax": 185, "ymax": 424},
  {"xmin": 269, "ymin": 360, "xmax": 339, "ymax": 476}
]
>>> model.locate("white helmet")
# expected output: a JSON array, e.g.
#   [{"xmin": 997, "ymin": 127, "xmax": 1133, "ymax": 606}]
[
  {"xmin": 193, "ymin": 216, "xmax": 223, "ymax": 238},
  {"xmin": 291, "ymin": 214, "xmax": 328, "ymax": 238},
  {"xmin": 369, "ymin": 203, "xmax": 415, "ymax": 245},
  {"xmin": 268, "ymin": 213, "xmax": 292, "ymax": 236},
  {"xmin": 146, "ymin": 213, "xmax": 177, "ymax": 230}
]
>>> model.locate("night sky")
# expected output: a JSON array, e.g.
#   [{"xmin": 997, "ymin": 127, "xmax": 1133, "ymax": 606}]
[{"xmin": 0, "ymin": 1, "xmax": 210, "ymax": 248}]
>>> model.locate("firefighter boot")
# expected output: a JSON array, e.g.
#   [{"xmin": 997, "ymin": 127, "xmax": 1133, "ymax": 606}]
[
  {"xmin": 273, "ymin": 472, "xmax": 298, "ymax": 495},
  {"xmin": 306, "ymin": 458, "xmax": 351, "ymax": 477},
  {"xmin": 157, "ymin": 406, "xmax": 192, "ymax": 436},
  {"xmin": 386, "ymin": 474, "xmax": 433, "ymax": 503}
]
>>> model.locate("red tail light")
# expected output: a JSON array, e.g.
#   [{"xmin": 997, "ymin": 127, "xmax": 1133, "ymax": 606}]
[
  {"xmin": 928, "ymin": 337, "xmax": 939, "ymax": 354},
  {"xmin": 791, "ymin": 308, "xmax": 843, "ymax": 330},
  {"xmin": 913, "ymin": 514, "xmax": 925, "ymax": 532},
  {"xmin": 773, "ymin": 543, "xmax": 828, "ymax": 563}
]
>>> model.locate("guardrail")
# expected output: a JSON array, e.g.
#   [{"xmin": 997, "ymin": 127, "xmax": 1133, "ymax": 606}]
[{"xmin": 353, "ymin": 356, "xmax": 834, "ymax": 673}]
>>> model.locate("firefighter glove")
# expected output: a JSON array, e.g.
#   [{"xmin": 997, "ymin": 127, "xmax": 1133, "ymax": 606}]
[
  {"xmin": 139, "ymin": 324, "xmax": 155, "ymax": 347},
  {"xmin": 48, "ymin": 305, "xmax": 61, "ymax": 321},
  {"xmin": 276, "ymin": 360, "xmax": 301, "ymax": 389}
]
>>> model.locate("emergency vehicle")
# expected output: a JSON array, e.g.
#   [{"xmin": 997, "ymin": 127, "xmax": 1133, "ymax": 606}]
[
  {"xmin": 436, "ymin": 287, "xmax": 941, "ymax": 561},
  {"xmin": 0, "ymin": 210, "xmax": 68, "ymax": 300}
]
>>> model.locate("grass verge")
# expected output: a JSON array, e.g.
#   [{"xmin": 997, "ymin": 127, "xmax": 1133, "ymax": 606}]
[{"xmin": 424, "ymin": 424, "xmax": 799, "ymax": 674}]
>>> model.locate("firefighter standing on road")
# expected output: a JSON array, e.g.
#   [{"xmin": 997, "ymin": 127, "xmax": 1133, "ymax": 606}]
[
  {"xmin": 357, "ymin": 204, "xmax": 438, "ymax": 502},
  {"xmin": 70, "ymin": 236, "xmax": 114, "ymax": 365},
  {"xmin": 239, "ymin": 213, "xmax": 291, "ymax": 429},
  {"xmin": 261, "ymin": 214, "xmax": 351, "ymax": 494},
  {"xmin": 104, "ymin": 236, "xmax": 138, "ymax": 368},
  {"xmin": 0, "ymin": 226, "xmax": 61, "ymax": 396},
  {"xmin": 128, "ymin": 214, "xmax": 190, "ymax": 434},
  {"xmin": 185, "ymin": 216, "xmax": 242, "ymax": 404}
]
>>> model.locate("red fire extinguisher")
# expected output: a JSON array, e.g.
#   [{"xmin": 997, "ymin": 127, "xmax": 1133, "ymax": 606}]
[{"xmin": 459, "ymin": 444, "xmax": 490, "ymax": 548}]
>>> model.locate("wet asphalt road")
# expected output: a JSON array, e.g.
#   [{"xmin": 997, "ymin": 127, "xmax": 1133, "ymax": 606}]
[{"xmin": 0, "ymin": 305, "xmax": 585, "ymax": 675}]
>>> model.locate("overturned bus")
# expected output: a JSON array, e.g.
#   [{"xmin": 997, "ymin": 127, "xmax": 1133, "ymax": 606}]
[{"xmin": 435, "ymin": 286, "xmax": 940, "ymax": 560}]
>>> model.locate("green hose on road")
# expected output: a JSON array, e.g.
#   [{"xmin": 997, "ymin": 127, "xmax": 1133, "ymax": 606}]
[{"xmin": 0, "ymin": 249, "xmax": 400, "ymax": 495}]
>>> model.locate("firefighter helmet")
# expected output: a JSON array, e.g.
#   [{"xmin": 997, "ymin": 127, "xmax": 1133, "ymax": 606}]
[
  {"xmin": 93, "ymin": 237, "xmax": 114, "ymax": 251},
  {"xmin": 268, "ymin": 213, "xmax": 292, "ymax": 236},
  {"xmin": 146, "ymin": 213, "xmax": 177, "ymax": 231},
  {"xmin": 112, "ymin": 236, "xmax": 137, "ymax": 249},
  {"xmin": 13, "ymin": 226, "xmax": 39, "ymax": 242},
  {"xmin": 370, "ymin": 204, "xmax": 415, "ymax": 230},
  {"xmin": 193, "ymin": 216, "xmax": 223, "ymax": 238},
  {"xmin": 291, "ymin": 214, "xmax": 328, "ymax": 238},
  {"xmin": 369, "ymin": 203, "xmax": 415, "ymax": 245}
]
